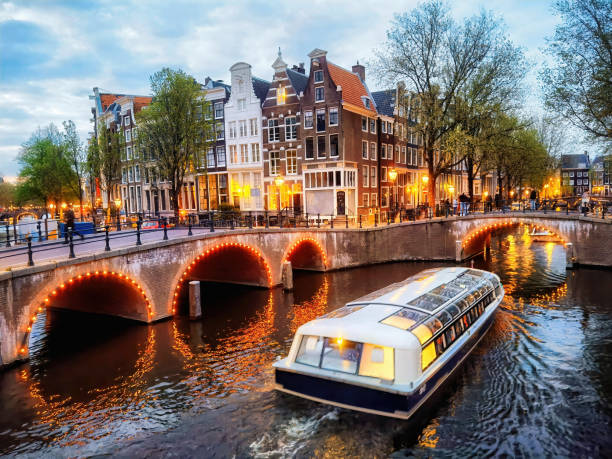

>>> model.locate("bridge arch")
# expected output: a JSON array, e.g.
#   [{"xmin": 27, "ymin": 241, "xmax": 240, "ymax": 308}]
[
  {"xmin": 460, "ymin": 219, "xmax": 568, "ymax": 249},
  {"xmin": 18, "ymin": 270, "xmax": 153, "ymax": 357},
  {"xmin": 16, "ymin": 211, "xmax": 39, "ymax": 221},
  {"xmin": 171, "ymin": 241, "xmax": 273, "ymax": 315},
  {"xmin": 283, "ymin": 237, "xmax": 327, "ymax": 271}
]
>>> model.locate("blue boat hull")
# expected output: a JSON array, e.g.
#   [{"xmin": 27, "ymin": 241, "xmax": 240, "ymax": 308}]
[{"xmin": 275, "ymin": 308, "xmax": 497, "ymax": 419}]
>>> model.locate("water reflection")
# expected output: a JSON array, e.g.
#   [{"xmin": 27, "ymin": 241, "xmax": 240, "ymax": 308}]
[{"xmin": 1, "ymin": 227, "xmax": 611, "ymax": 457}]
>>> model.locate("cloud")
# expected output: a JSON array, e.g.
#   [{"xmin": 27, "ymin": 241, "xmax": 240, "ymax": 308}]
[{"xmin": 0, "ymin": 0, "xmax": 581, "ymax": 176}]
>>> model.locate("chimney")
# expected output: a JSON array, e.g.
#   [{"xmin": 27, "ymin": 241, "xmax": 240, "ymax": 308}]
[
  {"xmin": 352, "ymin": 61, "xmax": 365, "ymax": 82},
  {"xmin": 292, "ymin": 63, "xmax": 306, "ymax": 75}
]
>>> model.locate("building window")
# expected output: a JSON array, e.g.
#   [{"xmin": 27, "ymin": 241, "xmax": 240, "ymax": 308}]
[
  {"xmin": 229, "ymin": 145, "xmax": 238, "ymax": 164},
  {"xmin": 387, "ymin": 121, "xmax": 392, "ymax": 133},
  {"xmin": 382, "ymin": 166, "xmax": 387, "ymax": 182},
  {"xmin": 362, "ymin": 117, "xmax": 367, "ymax": 132},
  {"xmin": 362, "ymin": 141, "xmax": 368, "ymax": 159},
  {"xmin": 122, "ymin": 168, "xmax": 127, "ymax": 184},
  {"xmin": 207, "ymin": 148, "xmax": 216, "ymax": 168},
  {"xmin": 401, "ymin": 146, "xmax": 406, "ymax": 163},
  {"xmin": 238, "ymin": 99, "xmax": 246, "ymax": 111},
  {"xmin": 316, "ymin": 109, "xmax": 326, "ymax": 132},
  {"xmin": 370, "ymin": 166, "xmax": 377, "ymax": 187},
  {"xmin": 370, "ymin": 142, "xmax": 376, "ymax": 160},
  {"xmin": 363, "ymin": 193, "xmax": 370, "ymax": 207},
  {"xmin": 249, "ymin": 118, "xmax": 258, "ymax": 136},
  {"xmin": 382, "ymin": 122, "xmax": 387, "ymax": 134},
  {"xmin": 330, "ymin": 134, "xmax": 339, "ymax": 157},
  {"xmin": 363, "ymin": 98, "xmax": 371, "ymax": 109},
  {"xmin": 124, "ymin": 115, "xmax": 131, "ymax": 126},
  {"xmin": 269, "ymin": 151, "xmax": 280, "ymax": 175},
  {"xmin": 329, "ymin": 107, "xmax": 338, "ymax": 126},
  {"xmin": 304, "ymin": 111, "xmax": 313, "ymax": 129},
  {"xmin": 317, "ymin": 136, "xmax": 326, "ymax": 158},
  {"xmin": 285, "ymin": 116, "xmax": 297, "ymax": 140},
  {"xmin": 381, "ymin": 144, "xmax": 386, "ymax": 159},
  {"xmin": 382, "ymin": 187, "xmax": 389, "ymax": 207},
  {"xmin": 229, "ymin": 122, "xmax": 236, "ymax": 139},
  {"xmin": 217, "ymin": 146, "xmax": 226, "ymax": 167},
  {"xmin": 216, "ymin": 123, "xmax": 224, "ymax": 140},
  {"xmin": 126, "ymin": 146, "xmax": 132, "ymax": 160},
  {"xmin": 315, "ymin": 87, "xmax": 324, "ymax": 102},
  {"xmin": 314, "ymin": 70, "xmax": 323, "ymax": 83},
  {"xmin": 240, "ymin": 144, "xmax": 248, "ymax": 163},
  {"xmin": 277, "ymin": 86, "xmax": 286, "ymax": 105},
  {"xmin": 251, "ymin": 143, "xmax": 260, "ymax": 162},
  {"xmin": 287, "ymin": 150, "xmax": 297, "ymax": 175},
  {"xmin": 125, "ymin": 129, "xmax": 131, "ymax": 143},
  {"xmin": 362, "ymin": 165, "xmax": 369, "ymax": 187},
  {"xmin": 370, "ymin": 118, "xmax": 376, "ymax": 133},
  {"xmin": 371, "ymin": 193, "xmax": 377, "ymax": 207},
  {"xmin": 268, "ymin": 119, "xmax": 280, "ymax": 142},
  {"xmin": 239, "ymin": 120, "xmax": 247, "ymax": 137},
  {"xmin": 305, "ymin": 137, "xmax": 314, "ymax": 159},
  {"xmin": 214, "ymin": 102, "xmax": 224, "ymax": 119},
  {"xmin": 569, "ymin": 171, "xmax": 574, "ymax": 177}
]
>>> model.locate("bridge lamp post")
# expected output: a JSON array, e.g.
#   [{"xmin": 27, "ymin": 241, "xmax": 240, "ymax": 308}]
[
  {"xmin": 389, "ymin": 169, "xmax": 398, "ymax": 211},
  {"xmin": 274, "ymin": 175, "xmax": 284, "ymax": 212},
  {"xmin": 421, "ymin": 175, "xmax": 429, "ymax": 207}
]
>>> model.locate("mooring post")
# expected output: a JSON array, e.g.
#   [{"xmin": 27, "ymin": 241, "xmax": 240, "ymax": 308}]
[
  {"xmin": 189, "ymin": 280, "xmax": 202, "ymax": 320},
  {"xmin": 27, "ymin": 236, "xmax": 34, "ymax": 266},
  {"xmin": 566, "ymin": 242, "xmax": 575, "ymax": 269},
  {"xmin": 104, "ymin": 225, "xmax": 111, "ymax": 251},
  {"xmin": 282, "ymin": 260, "xmax": 294, "ymax": 291},
  {"xmin": 455, "ymin": 240, "xmax": 463, "ymax": 263}
]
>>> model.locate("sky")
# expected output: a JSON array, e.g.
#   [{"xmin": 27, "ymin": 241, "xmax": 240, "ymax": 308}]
[{"xmin": 0, "ymin": 0, "xmax": 564, "ymax": 178}]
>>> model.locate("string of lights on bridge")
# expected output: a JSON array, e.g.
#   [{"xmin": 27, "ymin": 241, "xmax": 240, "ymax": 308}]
[
  {"xmin": 462, "ymin": 221, "xmax": 566, "ymax": 248},
  {"xmin": 20, "ymin": 270, "xmax": 152, "ymax": 355},
  {"xmin": 283, "ymin": 237, "xmax": 327, "ymax": 268}
]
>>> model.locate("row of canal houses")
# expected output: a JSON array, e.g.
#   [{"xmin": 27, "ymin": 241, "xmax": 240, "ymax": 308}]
[{"xmin": 91, "ymin": 48, "xmax": 479, "ymax": 220}]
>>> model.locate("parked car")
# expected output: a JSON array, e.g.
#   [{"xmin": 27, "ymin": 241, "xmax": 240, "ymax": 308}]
[{"xmin": 141, "ymin": 220, "xmax": 159, "ymax": 230}]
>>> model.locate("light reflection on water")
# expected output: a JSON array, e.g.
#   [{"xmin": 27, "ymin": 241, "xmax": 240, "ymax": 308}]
[{"xmin": 0, "ymin": 227, "xmax": 611, "ymax": 457}]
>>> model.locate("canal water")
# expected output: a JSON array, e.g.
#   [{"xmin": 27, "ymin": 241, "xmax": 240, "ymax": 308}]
[{"xmin": 1, "ymin": 225, "xmax": 611, "ymax": 457}]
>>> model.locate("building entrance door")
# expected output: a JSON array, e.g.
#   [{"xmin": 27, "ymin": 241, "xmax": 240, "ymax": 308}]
[
  {"xmin": 337, "ymin": 191, "xmax": 346, "ymax": 215},
  {"xmin": 293, "ymin": 193, "xmax": 302, "ymax": 214}
]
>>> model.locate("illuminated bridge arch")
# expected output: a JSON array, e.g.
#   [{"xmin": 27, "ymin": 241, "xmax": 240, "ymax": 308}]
[
  {"xmin": 19, "ymin": 270, "xmax": 153, "ymax": 357},
  {"xmin": 171, "ymin": 241, "xmax": 274, "ymax": 315},
  {"xmin": 460, "ymin": 220, "xmax": 568, "ymax": 249},
  {"xmin": 283, "ymin": 237, "xmax": 327, "ymax": 271}
]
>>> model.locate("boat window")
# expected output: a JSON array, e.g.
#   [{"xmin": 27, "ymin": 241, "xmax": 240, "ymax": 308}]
[
  {"xmin": 296, "ymin": 335, "xmax": 324, "ymax": 367},
  {"xmin": 380, "ymin": 307, "xmax": 429, "ymax": 330},
  {"xmin": 464, "ymin": 293, "xmax": 475, "ymax": 305},
  {"xmin": 321, "ymin": 305, "xmax": 365, "ymax": 319},
  {"xmin": 358, "ymin": 343, "xmax": 394, "ymax": 380},
  {"xmin": 472, "ymin": 289, "xmax": 482, "ymax": 300},
  {"xmin": 421, "ymin": 342, "xmax": 436, "ymax": 370},
  {"xmin": 408, "ymin": 293, "xmax": 447, "ymax": 311},
  {"xmin": 444, "ymin": 304, "xmax": 461, "ymax": 318},
  {"xmin": 320, "ymin": 338, "xmax": 362, "ymax": 374},
  {"xmin": 466, "ymin": 269, "xmax": 485, "ymax": 277},
  {"xmin": 430, "ymin": 283, "xmax": 465, "ymax": 300},
  {"xmin": 478, "ymin": 285, "xmax": 489, "ymax": 297},
  {"xmin": 457, "ymin": 298, "xmax": 470, "ymax": 311},
  {"xmin": 435, "ymin": 309, "xmax": 453, "ymax": 325},
  {"xmin": 412, "ymin": 317, "xmax": 442, "ymax": 344}
]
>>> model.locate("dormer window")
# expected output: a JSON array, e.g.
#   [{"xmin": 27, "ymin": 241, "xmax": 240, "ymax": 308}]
[
  {"xmin": 362, "ymin": 97, "xmax": 371, "ymax": 109},
  {"xmin": 277, "ymin": 86, "xmax": 286, "ymax": 105},
  {"xmin": 314, "ymin": 70, "xmax": 323, "ymax": 83}
]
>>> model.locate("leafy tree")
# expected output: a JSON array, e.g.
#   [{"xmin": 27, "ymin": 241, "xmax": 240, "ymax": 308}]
[
  {"xmin": 541, "ymin": 0, "xmax": 612, "ymax": 145},
  {"xmin": 89, "ymin": 125, "xmax": 123, "ymax": 217},
  {"xmin": 136, "ymin": 67, "xmax": 213, "ymax": 220},
  {"xmin": 16, "ymin": 125, "xmax": 76, "ymax": 210},
  {"xmin": 376, "ymin": 0, "xmax": 524, "ymax": 206},
  {"xmin": 0, "ymin": 182, "xmax": 16, "ymax": 208},
  {"xmin": 63, "ymin": 120, "xmax": 87, "ymax": 218}
]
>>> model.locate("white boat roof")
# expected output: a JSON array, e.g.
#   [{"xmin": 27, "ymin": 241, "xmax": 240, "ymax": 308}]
[
  {"xmin": 295, "ymin": 267, "xmax": 499, "ymax": 349},
  {"xmin": 347, "ymin": 267, "xmax": 468, "ymax": 308}
]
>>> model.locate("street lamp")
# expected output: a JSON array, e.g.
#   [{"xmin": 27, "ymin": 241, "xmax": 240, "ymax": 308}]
[
  {"xmin": 274, "ymin": 175, "xmax": 284, "ymax": 211},
  {"xmin": 388, "ymin": 169, "xmax": 398, "ymax": 210}
]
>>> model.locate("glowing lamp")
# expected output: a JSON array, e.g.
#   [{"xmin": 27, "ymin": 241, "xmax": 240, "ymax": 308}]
[
  {"xmin": 61, "ymin": 202, "xmax": 67, "ymax": 209},
  {"xmin": 388, "ymin": 169, "xmax": 398, "ymax": 182},
  {"xmin": 422, "ymin": 175, "xmax": 429, "ymax": 184},
  {"xmin": 274, "ymin": 176, "xmax": 285, "ymax": 187},
  {"xmin": 114, "ymin": 198, "xmax": 121, "ymax": 208},
  {"xmin": 448, "ymin": 185, "xmax": 455, "ymax": 194}
]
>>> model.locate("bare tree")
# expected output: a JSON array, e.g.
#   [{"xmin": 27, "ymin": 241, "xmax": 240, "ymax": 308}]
[{"xmin": 375, "ymin": 0, "xmax": 522, "ymax": 206}]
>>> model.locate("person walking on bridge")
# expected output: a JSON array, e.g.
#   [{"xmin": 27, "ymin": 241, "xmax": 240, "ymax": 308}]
[{"xmin": 459, "ymin": 193, "xmax": 469, "ymax": 216}]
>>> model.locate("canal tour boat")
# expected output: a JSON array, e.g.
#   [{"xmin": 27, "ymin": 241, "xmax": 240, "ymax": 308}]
[
  {"xmin": 530, "ymin": 228, "xmax": 562, "ymax": 243},
  {"xmin": 273, "ymin": 267, "xmax": 504, "ymax": 419}
]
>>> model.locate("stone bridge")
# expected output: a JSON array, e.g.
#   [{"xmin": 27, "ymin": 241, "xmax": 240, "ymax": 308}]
[{"xmin": 1, "ymin": 212, "xmax": 610, "ymax": 367}]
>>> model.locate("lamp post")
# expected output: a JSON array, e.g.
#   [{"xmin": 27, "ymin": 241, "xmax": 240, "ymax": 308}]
[
  {"xmin": 274, "ymin": 175, "xmax": 284, "ymax": 212},
  {"xmin": 388, "ymin": 169, "xmax": 398, "ymax": 213},
  {"xmin": 421, "ymin": 174, "xmax": 429, "ymax": 210},
  {"xmin": 114, "ymin": 198, "xmax": 122, "ymax": 231}
]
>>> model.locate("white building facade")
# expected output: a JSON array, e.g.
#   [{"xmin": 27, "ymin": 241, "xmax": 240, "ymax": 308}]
[{"xmin": 224, "ymin": 62, "xmax": 270, "ymax": 212}]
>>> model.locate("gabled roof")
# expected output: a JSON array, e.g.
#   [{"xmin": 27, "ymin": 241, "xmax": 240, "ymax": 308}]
[
  {"xmin": 561, "ymin": 153, "xmax": 590, "ymax": 169},
  {"xmin": 327, "ymin": 62, "xmax": 377, "ymax": 116},
  {"xmin": 252, "ymin": 76, "xmax": 271, "ymax": 104},
  {"xmin": 371, "ymin": 89, "xmax": 395, "ymax": 117},
  {"xmin": 287, "ymin": 68, "xmax": 308, "ymax": 95}
]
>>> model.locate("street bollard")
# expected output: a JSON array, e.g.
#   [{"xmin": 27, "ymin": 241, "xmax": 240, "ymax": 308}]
[
  {"xmin": 248, "ymin": 211, "xmax": 253, "ymax": 229},
  {"xmin": 136, "ymin": 218, "xmax": 142, "ymax": 246},
  {"xmin": 346, "ymin": 216, "xmax": 349, "ymax": 229},
  {"xmin": 68, "ymin": 229, "xmax": 75, "ymax": 258},
  {"xmin": 5, "ymin": 224, "xmax": 10, "ymax": 247},
  {"xmin": 37, "ymin": 221, "xmax": 42, "ymax": 242},
  {"xmin": 163, "ymin": 217, "xmax": 169, "ymax": 240},
  {"xmin": 265, "ymin": 211, "xmax": 269, "ymax": 229},
  {"xmin": 305, "ymin": 213, "xmax": 309, "ymax": 228},
  {"xmin": 116, "ymin": 214, "xmax": 121, "ymax": 232},
  {"xmin": 188, "ymin": 215, "xmax": 193, "ymax": 236},
  {"xmin": 210, "ymin": 217, "xmax": 215, "ymax": 233},
  {"xmin": 105, "ymin": 225, "xmax": 111, "ymax": 251},
  {"xmin": 27, "ymin": 236, "xmax": 34, "ymax": 266},
  {"xmin": 330, "ymin": 216, "xmax": 334, "ymax": 229},
  {"xmin": 317, "ymin": 213, "xmax": 320, "ymax": 228},
  {"xmin": 359, "ymin": 214, "xmax": 362, "ymax": 228}
]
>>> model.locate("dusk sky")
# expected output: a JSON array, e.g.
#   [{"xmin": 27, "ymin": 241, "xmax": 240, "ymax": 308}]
[{"xmin": 0, "ymin": 0, "xmax": 563, "ymax": 177}]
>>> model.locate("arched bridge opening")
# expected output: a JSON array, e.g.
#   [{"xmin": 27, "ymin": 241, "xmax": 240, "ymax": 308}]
[
  {"xmin": 284, "ymin": 238, "xmax": 327, "ymax": 272},
  {"xmin": 19, "ymin": 270, "xmax": 152, "ymax": 359},
  {"xmin": 172, "ymin": 242, "xmax": 273, "ymax": 316}
]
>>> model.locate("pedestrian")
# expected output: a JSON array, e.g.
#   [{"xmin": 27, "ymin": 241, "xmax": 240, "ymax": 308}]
[
  {"xmin": 459, "ymin": 193, "xmax": 468, "ymax": 216},
  {"xmin": 530, "ymin": 190, "xmax": 537, "ymax": 211},
  {"xmin": 452, "ymin": 197, "xmax": 458, "ymax": 216},
  {"xmin": 581, "ymin": 191, "xmax": 590, "ymax": 214},
  {"xmin": 64, "ymin": 206, "xmax": 84, "ymax": 240},
  {"xmin": 486, "ymin": 193, "xmax": 493, "ymax": 212}
]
